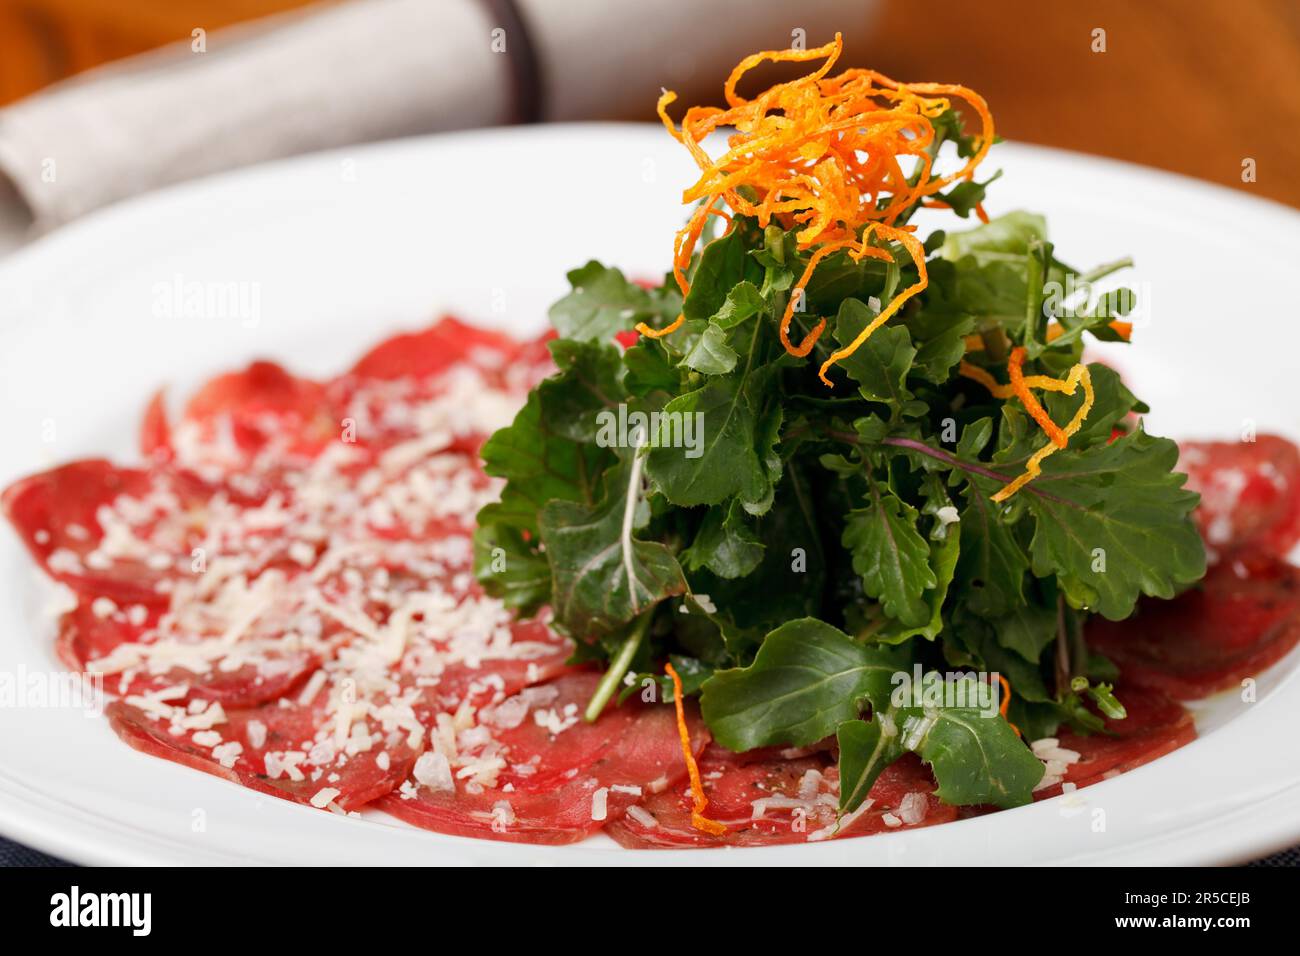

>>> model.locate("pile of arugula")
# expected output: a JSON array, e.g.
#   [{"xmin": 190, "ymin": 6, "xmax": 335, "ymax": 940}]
[{"xmin": 473, "ymin": 137, "xmax": 1206, "ymax": 813}]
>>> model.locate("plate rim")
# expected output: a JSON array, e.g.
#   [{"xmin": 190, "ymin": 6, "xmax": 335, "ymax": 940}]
[{"xmin": 2, "ymin": 124, "xmax": 1300, "ymax": 866}]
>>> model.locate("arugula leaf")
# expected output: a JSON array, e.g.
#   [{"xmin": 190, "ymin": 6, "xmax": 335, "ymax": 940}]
[
  {"xmin": 700, "ymin": 619, "xmax": 910, "ymax": 751},
  {"xmin": 934, "ymin": 170, "xmax": 1002, "ymax": 218},
  {"xmin": 691, "ymin": 461, "xmax": 825, "ymax": 648},
  {"xmin": 876, "ymin": 523, "xmax": 961, "ymax": 643},
  {"xmin": 645, "ymin": 371, "xmax": 777, "ymax": 509},
  {"xmin": 927, "ymin": 107, "xmax": 985, "ymax": 162},
  {"xmin": 992, "ymin": 601, "xmax": 1059, "ymax": 662},
  {"xmin": 538, "ymin": 456, "xmax": 687, "ymax": 634},
  {"xmin": 953, "ymin": 477, "xmax": 1028, "ymax": 618},
  {"xmin": 472, "ymin": 523, "xmax": 551, "ymax": 615},
  {"xmin": 1041, "ymin": 363, "xmax": 1139, "ymax": 450},
  {"xmin": 538, "ymin": 339, "xmax": 626, "ymax": 443},
  {"xmin": 477, "ymin": 390, "xmax": 613, "ymax": 534},
  {"xmin": 1013, "ymin": 428, "xmax": 1205, "ymax": 620},
  {"xmin": 682, "ymin": 227, "xmax": 764, "ymax": 321},
  {"xmin": 682, "ymin": 499, "xmax": 765, "ymax": 579},
  {"xmin": 989, "ymin": 365, "xmax": 1138, "ymax": 463},
  {"xmin": 804, "ymin": 250, "xmax": 892, "ymax": 316},
  {"xmin": 893, "ymin": 700, "xmax": 1043, "ymax": 808},
  {"xmin": 622, "ymin": 337, "xmax": 680, "ymax": 396},
  {"xmin": 906, "ymin": 310, "xmax": 974, "ymax": 382},
  {"xmin": 838, "ymin": 674, "xmax": 1044, "ymax": 812},
  {"xmin": 837, "ymin": 717, "xmax": 903, "ymax": 814},
  {"xmin": 679, "ymin": 322, "xmax": 739, "ymax": 374},
  {"xmin": 934, "ymin": 256, "xmax": 1034, "ymax": 341},
  {"xmin": 833, "ymin": 299, "xmax": 916, "ymax": 406},
  {"xmin": 939, "ymin": 211, "xmax": 1047, "ymax": 264},
  {"xmin": 753, "ymin": 400, "xmax": 785, "ymax": 510},
  {"xmin": 989, "ymin": 645, "xmax": 1053, "ymax": 708},
  {"xmin": 712, "ymin": 281, "xmax": 766, "ymax": 328},
  {"xmin": 548, "ymin": 261, "xmax": 671, "ymax": 341},
  {"xmin": 621, "ymin": 653, "xmax": 714, "ymax": 705},
  {"xmin": 956, "ymin": 416, "xmax": 995, "ymax": 459},
  {"xmin": 1046, "ymin": 286, "xmax": 1136, "ymax": 349},
  {"xmin": 1073, "ymin": 675, "xmax": 1127, "ymax": 719},
  {"xmin": 843, "ymin": 480, "xmax": 936, "ymax": 628}
]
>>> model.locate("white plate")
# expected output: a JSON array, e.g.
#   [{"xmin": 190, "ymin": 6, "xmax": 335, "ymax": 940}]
[{"xmin": 1, "ymin": 125, "xmax": 1298, "ymax": 866}]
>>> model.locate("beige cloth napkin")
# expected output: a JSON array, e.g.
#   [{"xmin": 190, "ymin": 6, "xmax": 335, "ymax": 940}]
[{"xmin": 0, "ymin": 0, "xmax": 862, "ymax": 239}]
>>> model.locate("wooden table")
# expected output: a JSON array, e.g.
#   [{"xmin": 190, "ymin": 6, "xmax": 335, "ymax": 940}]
[
  {"xmin": 2, "ymin": 0, "xmax": 1296, "ymax": 207},
  {"xmin": 858, "ymin": 0, "xmax": 1300, "ymax": 209}
]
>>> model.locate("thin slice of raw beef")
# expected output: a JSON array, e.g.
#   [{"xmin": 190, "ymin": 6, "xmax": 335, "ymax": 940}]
[
  {"xmin": 1180, "ymin": 435, "xmax": 1300, "ymax": 559},
  {"xmin": 1031, "ymin": 688, "xmax": 1196, "ymax": 799},
  {"xmin": 605, "ymin": 747, "xmax": 957, "ymax": 848},
  {"xmin": 1087, "ymin": 552, "xmax": 1300, "ymax": 699},
  {"xmin": 107, "ymin": 686, "xmax": 420, "ymax": 812},
  {"xmin": 1, "ymin": 460, "xmax": 211, "ymax": 605},
  {"xmin": 105, "ymin": 634, "xmax": 571, "ymax": 813},
  {"xmin": 378, "ymin": 671, "xmax": 708, "ymax": 844},
  {"xmin": 166, "ymin": 360, "xmax": 341, "ymax": 478}
]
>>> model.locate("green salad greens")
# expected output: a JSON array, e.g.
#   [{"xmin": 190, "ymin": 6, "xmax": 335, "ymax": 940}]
[{"xmin": 472, "ymin": 124, "xmax": 1205, "ymax": 813}]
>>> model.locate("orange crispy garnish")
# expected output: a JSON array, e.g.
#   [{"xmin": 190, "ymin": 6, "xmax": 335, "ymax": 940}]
[
  {"xmin": 956, "ymin": 359, "xmax": 1014, "ymax": 398},
  {"xmin": 1008, "ymin": 347, "xmax": 1067, "ymax": 449},
  {"xmin": 1044, "ymin": 319, "xmax": 1132, "ymax": 343},
  {"xmin": 642, "ymin": 37, "xmax": 1096, "ymax": 502},
  {"xmin": 921, "ymin": 198, "xmax": 989, "ymax": 224},
  {"xmin": 957, "ymin": 347, "xmax": 1095, "ymax": 500},
  {"xmin": 638, "ymin": 32, "xmax": 994, "ymax": 383},
  {"xmin": 997, "ymin": 673, "xmax": 1021, "ymax": 738},
  {"xmin": 665, "ymin": 662, "xmax": 727, "ymax": 837}
]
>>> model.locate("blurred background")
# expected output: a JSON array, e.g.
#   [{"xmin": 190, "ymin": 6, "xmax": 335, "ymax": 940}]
[
  {"xmin": 0, "ymin": 0, "xmax": 1296, "ymax": 247},
  {"xmin": 1, "ymin": 0, "xmax": 1299, "ymax": 870}
]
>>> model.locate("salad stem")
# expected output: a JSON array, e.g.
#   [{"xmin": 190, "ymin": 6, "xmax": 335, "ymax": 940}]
[
  {"xmin": 1054, "ymin": 594, "xmax": 1071, "ymax": 694},
  {"xmin": 880, "ymin": 436, "xmax": 1072, "ymax": 505},
  {"xmin": 583, "ymin": 611, "xmax": 652, "ymax": 723},
  {"xmin": 1079, "ymin": 257, "xmax": 1134, "ymax": 283},
  {"xmin": 620, "ymin": 443, "xmax": 647, "ymax": 611},
  {"xmin": 880, "ymin": 436, "xmax": 1015, "ymax": 484}
]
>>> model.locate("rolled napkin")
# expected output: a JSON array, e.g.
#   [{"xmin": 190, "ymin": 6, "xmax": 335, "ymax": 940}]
[{"xmin": 0, "ymin": 0, "xmax": 862, "ymax": 235}]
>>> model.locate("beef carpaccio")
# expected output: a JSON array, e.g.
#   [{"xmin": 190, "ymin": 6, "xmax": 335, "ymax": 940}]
[{"xmin": 4, "ymin": 318, "xmax": 1300, "ymax": 848}]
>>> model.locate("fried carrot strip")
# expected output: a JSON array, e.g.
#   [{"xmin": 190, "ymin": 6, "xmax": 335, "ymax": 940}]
[
  {"xmin": 922, "ymin": 199, "xmax": 989, "ymax": 224},
  {"xmin": 651, "ymin": 33, "xmax": 994, "ymax": 370},
  {"xmin": 665, "ymin": 663, "xmax": 727, "ymax": 837},
  {"xmin": 991, "ymin": 364, "xmax": 1094, "ymax": 502},
  {"xmin": 1108, "ymin": 320, "xmax": 1133, "ymax": 341},
  {"xmin": 819, "ymin": 226, "xmax": 929, "ymax": 385},
  {"xmin": 957, "ymin": 359, "xmax": 1015, "ymax": 398},
  {"xmin": 1044, "ymin": 319, "xmax": 1132, "ymax": 343},
  {"xmin": 636, "ymin": 197, "xmax": 728, "ymax": 340},
  {"xmin": 960, "ymin": 350, "xmax": 1096, "ymax": 500},
  {"xmin": 997, "ymin": 674, "xmax": 1022, "ymax": 738},
  {"xmin": 636, "ymin": 313, "xmax": 685, "ymax": 339},
  {"xmin": 1008, "ymin": 347, "xmax": 1067, "ymax": 448},
  {"xmin": 780, "ymin": 239, "xmax": 853, "ymax": 356}
]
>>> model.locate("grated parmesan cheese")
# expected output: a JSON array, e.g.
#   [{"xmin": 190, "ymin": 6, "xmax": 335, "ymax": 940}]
[
  {"xmin": 412, "ymin": 752, "xmax": 455, "ymax": 793},
  {"xmin": 591, "ymin": 787, "xmax": 609, "ymax": 821},
  {"xmin": 310, "ymin": 787, "xmax": 341, "ymax": 808}
]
